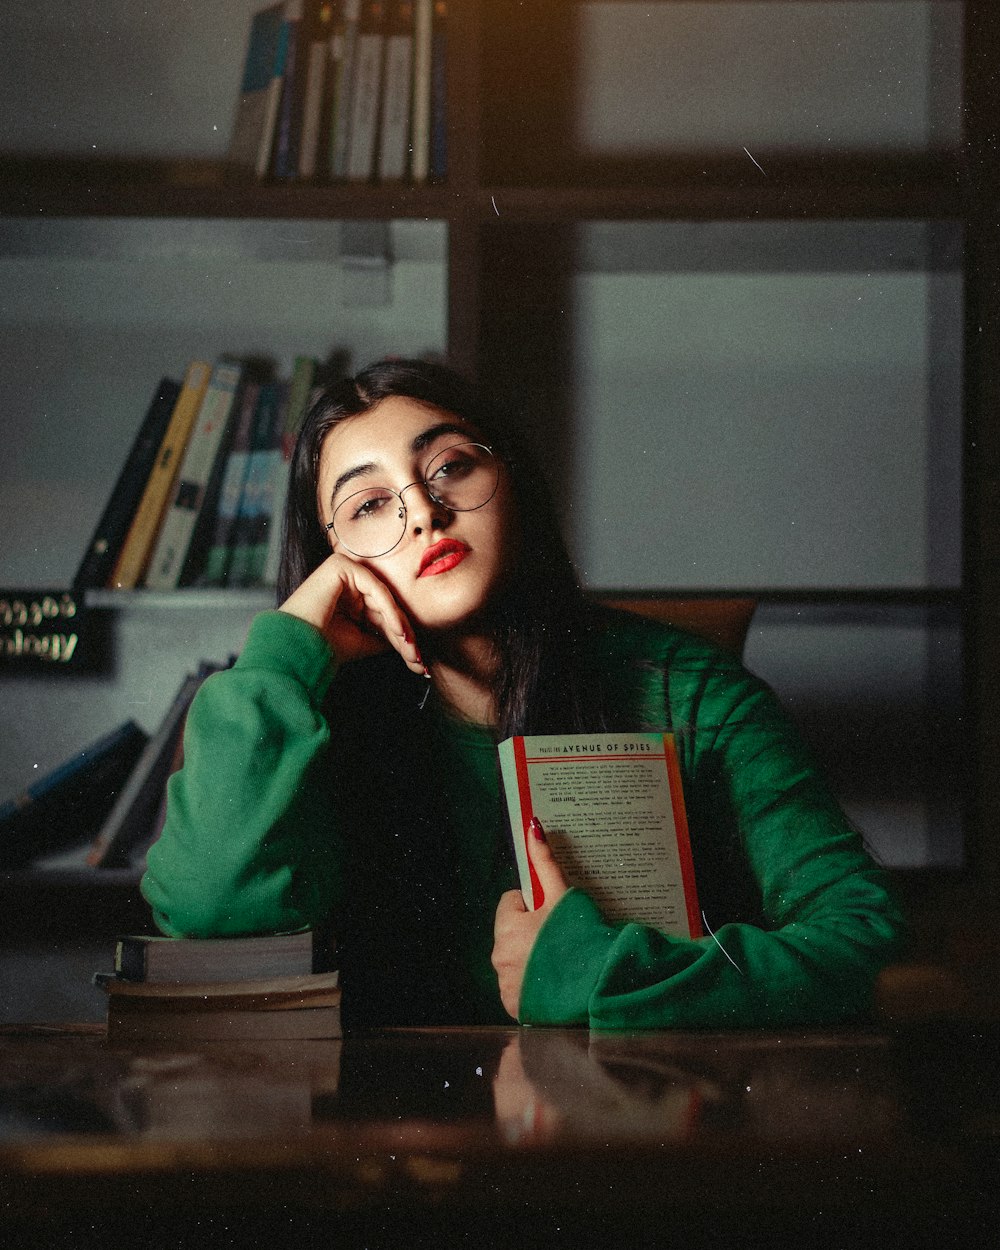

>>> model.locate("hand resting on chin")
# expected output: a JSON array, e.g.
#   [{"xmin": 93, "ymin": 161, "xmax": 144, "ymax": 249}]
[{"xmin": 279, "ymin": 552, "xmax": 426, "ymax": 675}]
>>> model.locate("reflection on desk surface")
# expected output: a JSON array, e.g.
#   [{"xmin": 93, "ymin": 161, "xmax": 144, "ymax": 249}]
[
  {"xmin": 0, "ymin": 1023, "xmax": 985, "ymax": 1152},
  {"xmin": 0, "ymin": 1024, "xmax": 997, "ymax": 1246}
]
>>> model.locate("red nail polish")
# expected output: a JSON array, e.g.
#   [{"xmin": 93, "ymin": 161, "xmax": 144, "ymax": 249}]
[{"xmin": 529, "ymin": 816, "xmax": 545, "ymax": 842}]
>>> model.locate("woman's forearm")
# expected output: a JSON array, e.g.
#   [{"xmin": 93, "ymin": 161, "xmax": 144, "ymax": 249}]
[{"xmin": 141, "ymin": 611, "xmax": 341, "ymax": 937}]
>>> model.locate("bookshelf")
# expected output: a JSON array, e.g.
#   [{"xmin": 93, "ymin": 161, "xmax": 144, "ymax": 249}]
[
  {"xmin": 1, "ymin": 1, "xmax": 997, "ymax": 980},
  {"xmin": 82, "ymin": 588, "xmax": 274, "ymax": 612}
]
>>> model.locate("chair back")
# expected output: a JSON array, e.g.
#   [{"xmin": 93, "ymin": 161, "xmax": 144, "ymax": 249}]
[{"xmin": 593, "ymin": 594, "xmax": 757, "ymax": 657}]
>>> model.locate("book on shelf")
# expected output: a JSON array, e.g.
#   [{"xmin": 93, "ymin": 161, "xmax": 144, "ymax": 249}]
[
  {"xmin": 227, "ymin": 1, "xmax": 290, "ymax": 179},
  {"xmin": 345, "ymin": 0, "xmax": 387, "ymax": 181},
  {"xmin": 497, "ymin": 733, "xmax": 702, "ymax": 940},
  {"xmin": 429, "ymin": 0, "xmax": 447, "ymax": 181},
  {"xmin": 157, "ymin": 678, "xmax": 195, "ymax": 813},
  {"xmin": 271, "ymin": 0, "xmax": 309, "ymax": 178},
  {"xmin": 245, "ymin": 382, "xmax": 290, "ymax": 584},
  {"xmin": 0, "ymin": 720, "xmax": 148, "ymax": 870},
  {"xmin": 108, "ymin": 360, "xmax": 212, "ymax": 591},
  {"xmin": 227, "ymin": 379, "xmax": 287, "ymax": 586},
  {"xmin": 133, "ymin": 708, "xmax": 185, "ymax": 875},
  {"xmin": 262, "ymin": 354, "xmax": 319, "ymax": 585},
  {"xmin": 100, "ymin": 970, "xmax": 342, "ymax": 1041},
  {"xmin": 72, "ymin": 377, "xmax": 181, "ymax": 591},
  {"xmin": 329, "ymin": 0, "xmax": 363, "ymax": 179},
  {"xmin": 145, "ymin": 359, "xmax": 245, "ymax": 590},
  {"xmin": 113, "ymin": 929, "xmax": 328, "ymax": 984},
  {"xmin": 409, "ymin": 0, "xmax": 433, "ymax": 184},
  {"xmin": 86, "ymin": 662, "xmax": 224, "ymax": 870},
  {"xmin": 297, "ymin": 0, "xmax": 337, "ymax": 178},
  {"xmin": 377, "ymin": 0, "xmax": 415, "ymax": 181},
  {"xmin": 200, "ymin": 380, "xmax": 262, "ymax": 586}
]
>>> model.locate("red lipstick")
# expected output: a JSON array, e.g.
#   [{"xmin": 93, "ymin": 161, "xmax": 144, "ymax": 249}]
[{"xmin": 418, "ymin": 538, "xmax": 471, "ymax": 577}]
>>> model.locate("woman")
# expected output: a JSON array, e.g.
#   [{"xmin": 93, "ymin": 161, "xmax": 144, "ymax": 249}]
[{"xmin": 142, "ymin": 358, "xmax": 903, "ymax": 1029}]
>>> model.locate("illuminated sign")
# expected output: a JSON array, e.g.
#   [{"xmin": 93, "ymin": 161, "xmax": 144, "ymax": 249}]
[{"xmin": 0, "ymin": 591, "xmax": 87, "ymax": 667}]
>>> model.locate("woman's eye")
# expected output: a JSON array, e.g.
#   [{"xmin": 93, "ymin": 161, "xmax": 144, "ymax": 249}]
[
  {"xmin": 353, "ymin": 492, "xmax": 394, "ymax": 520},
  {"xmin": 430, "ymin": 454, "xmax": 472, "ymax": 481}
]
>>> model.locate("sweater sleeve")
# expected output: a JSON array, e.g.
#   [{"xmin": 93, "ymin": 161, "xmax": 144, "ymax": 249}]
[
  {"xmin": 518, "ymin": 660, "xmax": 905, "ymax": 1031},
  {"xmin": 141, "ymin": 611, "xmax": 342, "ymax": 938}
]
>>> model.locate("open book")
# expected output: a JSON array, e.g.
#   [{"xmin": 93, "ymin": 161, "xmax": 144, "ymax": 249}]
[{"xmin": 498, "ymin": 733, "xmax": 702, "ymax": 939}]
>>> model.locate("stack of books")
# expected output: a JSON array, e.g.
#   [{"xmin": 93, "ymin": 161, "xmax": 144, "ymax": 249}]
[
  {"xmin": 73, "ymin": 354, "xmax": 325, "ymax": 597},
  {"xmin": 96, "ymin": 930, "xmax": 342, "ymax": 1041},
  {"xmin": 227, "ymin": 0, "xmax": 448, "ymax": 186}
]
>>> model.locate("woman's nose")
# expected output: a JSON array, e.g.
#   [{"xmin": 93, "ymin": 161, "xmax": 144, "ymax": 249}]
[{"xmin": 400, "ymin": 480, "xmax": 450, "ymax": 535}]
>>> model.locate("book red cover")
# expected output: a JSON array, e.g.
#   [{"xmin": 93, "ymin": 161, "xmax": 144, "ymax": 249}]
[{"xmin": 498, "ymin": 732, "xmax": 702, "ymax": 939}]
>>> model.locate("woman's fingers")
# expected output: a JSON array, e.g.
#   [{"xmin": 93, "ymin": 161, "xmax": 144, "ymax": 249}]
[
  {"xmin": 491, "ymin": 822, "xmax": 569, "ymax": 1021},
  {"xmin": 280, "ymin": 555, "xmax": 425, "ymax": 674},
  {"xmin": 524, "ymin": 817, "xmax": 569, "ymax": 908},
  {"xmin": 344, "ymin": 564, "xmax": 424, "ymax": 673}
]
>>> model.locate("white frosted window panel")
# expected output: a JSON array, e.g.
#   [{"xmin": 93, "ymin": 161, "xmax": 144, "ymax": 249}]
[
  {"xmin": 574, "ymin": 2, "xmax": 962, "ymax": 155},
  {"xmin": 570, "ymin": 226, "xmax": 962, "ymax": 591}
]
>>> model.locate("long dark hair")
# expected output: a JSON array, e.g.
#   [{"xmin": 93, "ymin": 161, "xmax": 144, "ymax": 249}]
[{"xmin": 278, "ymin": 357, "xmax": 609, "ymax": 738}]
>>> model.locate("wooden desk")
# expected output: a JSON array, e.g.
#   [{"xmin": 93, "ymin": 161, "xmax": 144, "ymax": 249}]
[{"xmin": 0, "ymin": 1024, "xmax": 995, "ymax": 1248}]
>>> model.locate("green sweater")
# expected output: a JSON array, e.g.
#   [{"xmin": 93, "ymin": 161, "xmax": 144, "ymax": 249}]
[{"xmin": 142, "ymin": 610, "xmax": 903, "ymax": 1030}]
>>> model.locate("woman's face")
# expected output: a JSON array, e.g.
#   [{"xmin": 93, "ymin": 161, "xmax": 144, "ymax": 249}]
[{"xmin": 316, "ymin": 396, "xmax": 518, "ymax": 633}]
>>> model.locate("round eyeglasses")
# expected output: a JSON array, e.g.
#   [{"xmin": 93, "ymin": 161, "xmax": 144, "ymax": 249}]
[{"xmin": 324, "ymin": 442, "xmax": 500, "ymax": 558}]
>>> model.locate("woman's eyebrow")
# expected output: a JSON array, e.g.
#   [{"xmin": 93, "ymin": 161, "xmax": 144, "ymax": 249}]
[
  {"xmin": 411, "ymin": 421, "xmax": 471, "ymax": 452},
  {"xmin": 329, "ymin": 460, "xmax": 378, "ymax": 505}
]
